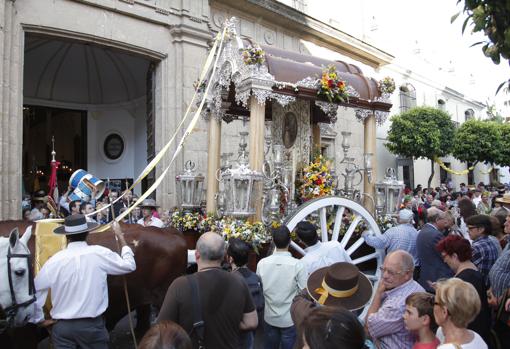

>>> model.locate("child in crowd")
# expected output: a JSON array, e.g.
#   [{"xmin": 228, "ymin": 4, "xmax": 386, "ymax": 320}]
[{"xmin": 404, "ymin": 292, "xmax": 440, "ymax": 349}]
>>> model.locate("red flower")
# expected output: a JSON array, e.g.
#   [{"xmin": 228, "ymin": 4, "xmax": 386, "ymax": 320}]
[
  {"xmin": 327, "ymin": 79, "xmax": 334, "ymax": 88},
  {"xmin": 337, "ymin": 81, "xmax": 345, "ymax": 88}
]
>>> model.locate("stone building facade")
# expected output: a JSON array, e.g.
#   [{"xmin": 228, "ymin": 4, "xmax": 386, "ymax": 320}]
[{"xmin": 0, "ymin": 0, "xmax": 392, "ymax": 219}]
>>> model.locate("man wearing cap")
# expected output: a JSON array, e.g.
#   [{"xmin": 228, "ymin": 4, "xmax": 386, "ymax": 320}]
[
  {"xmin": 365, "ymin": 250, "xmax": 424, "ymax": 349},
  {"xmin": 31, "ymin": 214, "xmax": 136, "ymax": 348},
  {"xmin": 363, "ymin": 209, "xmax": 420, "ymax": 278},
  {"xmin": 136, "ymin": 199, "xmax": 164, "ymax": 228},
  {"xmin": 295, "ymin": 221, "xmax": 350, "ymax": 274}
]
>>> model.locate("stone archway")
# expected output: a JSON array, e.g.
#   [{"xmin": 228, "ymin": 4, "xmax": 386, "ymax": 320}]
[{"xmin": 22, "ymin": 33, "xmax": 156, "ymax": 200}]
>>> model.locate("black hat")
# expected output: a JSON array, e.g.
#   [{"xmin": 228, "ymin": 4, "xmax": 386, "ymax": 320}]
[
  {"xmin": 53, "ymin": 214, "xmax": 99, "ymax": 235},
  {"xmin": 33, "ymin": 190, "xmax": 48, "ymax": 202},
  {"xmin": 307, "ymin": 262, "xmax": 373, "ymax": 311}
]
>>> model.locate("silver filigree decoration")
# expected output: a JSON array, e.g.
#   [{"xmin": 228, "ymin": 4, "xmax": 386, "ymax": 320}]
[
  {"xmin": 218, "ymin": 62, "xmax": 232, "ymax": 88},
  {"xmin": 235, "ymin": 90, "xmax": 251, "ymax": 107},
  {"xmin": 253, "ymin": 88, "xmax": 272, "ymax": 105},
  {"xmin": 315, "ymin": 101, "xmax": 338, "ymax": 123},
  {"xmin": 318, "ymin": 122, "xmax": 337, "ymax": 138},
  {"xmin": 355, "ymin": 109, "xmax": 372, "ymax": 123},
  {"xmin": 346, "ymin": 85, "xmax": 360, "ymax": 98},
  {"xmin": 295, "ymin": 76, "xmax": 319, "ymax": 89},
  {"xmin": 271, "ymin": 93, "xmax": 296, "ymax": 107},
  {"xmin": 224, "ymin": 17, "xmax": 238, "ymax": 37},
  {"xmin": 375, "ymin": 110, "xmax": 389, "ymax": 126},
  {"xmin": 375, "ymin": 92, "xmax": 392, "ymax": 103}
]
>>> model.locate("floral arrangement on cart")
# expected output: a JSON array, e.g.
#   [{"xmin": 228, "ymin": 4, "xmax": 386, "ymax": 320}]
[{"xmin": 295, "ymin": 155, "xmax": 335, "ymax": 204}]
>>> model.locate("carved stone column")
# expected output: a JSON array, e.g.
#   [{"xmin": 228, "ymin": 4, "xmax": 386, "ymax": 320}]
[
  {"xmin": 363, "ymin": 114, "xmax": 376, "ymax": 213},
  {"xmin": 206, "ymin": 115, "xmax": 221, "ymax": 214},
  {"xmin": 0, "ymin": 0, "xmax": 23, "ymax": 220},
  {"xmin": 248, "ymin": 96, "xmax": 265, "ymax": 221}
]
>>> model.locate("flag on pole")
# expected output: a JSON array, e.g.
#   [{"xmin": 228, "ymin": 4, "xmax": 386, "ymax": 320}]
[{"xmin": 49, "ymin": 136, "xmax": 60, "ymax": 199}]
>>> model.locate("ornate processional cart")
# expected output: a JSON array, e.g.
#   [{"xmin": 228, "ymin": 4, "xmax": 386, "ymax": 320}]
[{"xmin": 175, "ymin": 18, "xmax": 402, "ymax": 318}]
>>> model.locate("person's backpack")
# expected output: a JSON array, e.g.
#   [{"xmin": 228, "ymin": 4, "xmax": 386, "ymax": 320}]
[{"xmin": 237, "ymin": 267, "xmax": 264, "ymax": 314}]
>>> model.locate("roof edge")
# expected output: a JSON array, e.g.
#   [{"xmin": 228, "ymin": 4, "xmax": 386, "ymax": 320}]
[{"xmin": 211, "ymin": 0, "xmax": 394, "ymax": 68}]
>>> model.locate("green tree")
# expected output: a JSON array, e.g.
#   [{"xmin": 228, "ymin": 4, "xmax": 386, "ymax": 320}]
[
  {"xmin": 496, "ymin": 123, "xmax": 510, "ymax": 167},
  {"xmin": 452, "ymin": 119, "xmax": 502, "ymax": 166},
  {"xmin": 486, "ymin": 102, "xmax": 504, "ymax": 123},
  {"xmin": 454, "ymin": 1, "xmax": 510, "ymax": 93},
  {"xmin": 386, "ymin": 107, "xmax": 456, "ymax": 189}
]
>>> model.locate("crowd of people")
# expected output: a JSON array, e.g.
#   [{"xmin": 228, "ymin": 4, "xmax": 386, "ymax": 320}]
[
  {"xmin": 24, "ymin": 180, "xmax": 510, "ymax": 349},
  {"xmin": 22, "ymin": 186, "xmax": 167, "ymax": 227}
]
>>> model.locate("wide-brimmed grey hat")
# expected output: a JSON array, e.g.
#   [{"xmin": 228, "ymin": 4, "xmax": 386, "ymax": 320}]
[
  {"xmin": 139, "ymin": 198, "xmax": 159, "ymax": 208},
  {"xmin": 53, "ymin": 214, "xmax": 99, "ymax": 235}
]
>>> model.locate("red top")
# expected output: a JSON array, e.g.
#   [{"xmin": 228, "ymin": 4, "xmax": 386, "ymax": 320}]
[{"xmin": 413, "ymin": 338, "xmax": 440, "ymax": 349}]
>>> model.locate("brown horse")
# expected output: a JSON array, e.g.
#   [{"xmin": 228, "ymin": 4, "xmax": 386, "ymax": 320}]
[{"xmin": 0, "ymin": 221, "xmax": 187, "ymax": 348}]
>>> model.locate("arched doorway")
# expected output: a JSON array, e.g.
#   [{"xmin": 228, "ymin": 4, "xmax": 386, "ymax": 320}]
[{"xmin": 22, "ymin": 34, "xmax": 156, "ymax": 197}]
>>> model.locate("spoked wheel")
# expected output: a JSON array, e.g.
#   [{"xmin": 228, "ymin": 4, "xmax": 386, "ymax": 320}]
[{"xmin": 284, "ymin": 196, "xmax": 385, "ymax": 320}]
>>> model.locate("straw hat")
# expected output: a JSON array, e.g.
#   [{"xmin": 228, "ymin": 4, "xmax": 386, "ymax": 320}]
[{"xmin": 495, "ymin": 193, "xmax": 510, "ymax": 205}]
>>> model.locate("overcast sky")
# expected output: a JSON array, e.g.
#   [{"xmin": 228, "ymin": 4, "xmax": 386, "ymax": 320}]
[{"xmin": 301, "ymin": 0, "xmax": 510, "ymax": 110}]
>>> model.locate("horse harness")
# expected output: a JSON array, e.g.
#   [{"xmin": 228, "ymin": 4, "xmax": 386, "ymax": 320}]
[{"xmin": 0, "ymin": 245, "xmax": 37, "ymax": 332}]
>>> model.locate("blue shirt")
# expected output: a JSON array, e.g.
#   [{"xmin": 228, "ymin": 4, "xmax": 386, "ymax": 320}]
[
  {"xmin": 364, "ymin": 223, "xmax": 419, "ymax": 266},
  {"xmin": 472, "ymin": 236, "xmax": 499, "ymax": 286},
  {"xmin": 489, "ymin": 249, "xmax": 510, "ymax": 297}
]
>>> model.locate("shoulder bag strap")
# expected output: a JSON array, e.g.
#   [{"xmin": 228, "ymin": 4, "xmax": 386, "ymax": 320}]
[{"xmin": 187, "ymin": 274, "xmax": 206, "ymax": 349}]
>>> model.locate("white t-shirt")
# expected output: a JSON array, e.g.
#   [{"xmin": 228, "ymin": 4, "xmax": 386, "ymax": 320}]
[
  {"xmin": 137, "ymin": 216, "xmax": 164, "ymax": 228},
  {"xmin": 436, "ymin": 327, "xmax": 487, "ymax": 349},
  {"xmin": 301, "ymin": 241, "xmax": 350, "ymax": 274}
]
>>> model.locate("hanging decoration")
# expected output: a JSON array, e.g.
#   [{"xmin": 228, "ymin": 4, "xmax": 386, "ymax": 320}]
[
  {"xmin": 377, "ymin": 77, "xmax": 396, "ymax": 95},
  {"xmin": 434, "ymin": 157, "xmax": 474, "ymax": 175}
]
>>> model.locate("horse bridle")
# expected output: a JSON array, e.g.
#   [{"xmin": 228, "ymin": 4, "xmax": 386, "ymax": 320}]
[{"xmin": 0, "ymin": 246, "xmax": 36, "ymax": 332}]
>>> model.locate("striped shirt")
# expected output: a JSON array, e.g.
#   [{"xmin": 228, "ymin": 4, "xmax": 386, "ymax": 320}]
[
  {"xmin": 367, "ymin": 279, "xmax": 424, "ymax": 349},
  {"xmin": 363, "ymin": 223, "xmax": 419, "ymax": 266}
]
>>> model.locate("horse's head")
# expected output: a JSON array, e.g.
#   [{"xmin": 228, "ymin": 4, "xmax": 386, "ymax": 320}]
[{"xmin": 0, "ymin": 227, "xmax": 36, "ymax": 330}]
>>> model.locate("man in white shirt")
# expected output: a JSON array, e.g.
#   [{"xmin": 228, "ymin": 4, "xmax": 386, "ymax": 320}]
[
  {"xmin": 295, "ymin": 221, "xmax": 350, "ymax": 274},
  {"xmin": 136, "ymin": 199, "xmax": 164, "ymax": 228},
  {"xmin": 32, "ymin": 214, "xmax": 136, "ymax": 348},
  {"xmin": 257, "ymin": 226, "xmax": 307, "ymax": 349}
]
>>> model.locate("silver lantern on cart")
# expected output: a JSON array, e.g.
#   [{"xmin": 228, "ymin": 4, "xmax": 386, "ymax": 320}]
[
  {"xmin": 375, "ymin": 168, "xmax": 405, "ymax": 216},
  {"xmin": 175, "ymin": 160, "xmax": 204, "ymax": 211},
  {"xmin": 218, "ymin": 132, "xmax": 264, "ymax": 218}
]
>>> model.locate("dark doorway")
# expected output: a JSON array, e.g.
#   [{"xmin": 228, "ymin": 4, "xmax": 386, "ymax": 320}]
[
  {"xmin": 402, "ymin": 165, "xmax": 413, "ymax": 189},
  {"xmin": 440, "ymin": 162, "xmax": 450, "ymax": 185},
  {"xmin": 467, "ymin": 162, "xmax": 475, "ymax": 185},
  {"xmin": 23, "ymin": 105, "xmax": 87, "ymax": 195}
]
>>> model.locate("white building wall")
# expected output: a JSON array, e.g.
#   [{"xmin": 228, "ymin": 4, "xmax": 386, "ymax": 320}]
[{"xmin": 87, "ymin": 108, "xmax": 136, "ymax": 182}]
